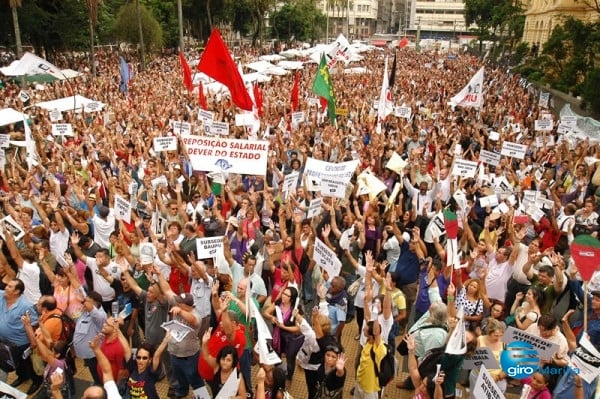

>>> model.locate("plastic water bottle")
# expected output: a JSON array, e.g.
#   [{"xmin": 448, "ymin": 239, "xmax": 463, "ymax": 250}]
[{"xmin": 111, "ymin": 302, "xmax": 119, "ymax": 319}]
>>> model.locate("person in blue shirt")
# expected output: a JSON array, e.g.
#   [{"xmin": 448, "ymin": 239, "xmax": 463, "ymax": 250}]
[{"xmin": 0, "ymin": 278, "xmax": 39, "ymax": 392}]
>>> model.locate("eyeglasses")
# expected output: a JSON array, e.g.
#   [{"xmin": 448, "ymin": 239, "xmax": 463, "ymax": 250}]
[
  {"xmin": 193, "ymin": 196, "xmax": 200, "ymax": 199},
  {"xmin": 136, "ymin": 356, "xmax": 149, "ymax": 360}
]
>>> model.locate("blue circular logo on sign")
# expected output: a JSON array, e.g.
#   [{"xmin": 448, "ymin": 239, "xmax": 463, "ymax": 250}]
[{"xmin": 500, "ymin": 341, "xmax": 540, "ymax": 379}]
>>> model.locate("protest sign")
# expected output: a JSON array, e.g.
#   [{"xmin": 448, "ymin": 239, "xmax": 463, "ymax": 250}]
[
  {"xmin": 196, "ymin": 236, "xmax": 224, "ymax": 259},
  {"xmin": 291, "ymin": 112, "xmax": 305, "ymax": 125},
  {"xmin": 209, "ymin": 121, "xmax": 230, "ymax": 136},
  {"xmin": 500, "ymin": 142, "xmax": 527, "ymax": 159},
  {"xmin": 320, "ymin": 176, "xmax": 347, "ymax": 199},
  {"xmin": 394, "ymin": 106, "xmax": 412, "ymax": 119},
  {"xmin": 539, "ymin": 92, "xmax": 550, "ymax": 108},
  {"xmin": 463, "ymin": 348, "xmax": 500, "ymax": 370},
  {"xmin": 51, "ymin": 123, "xmax": 73, "ymax": 136},
  {"xmin": 282, "ymin": 172, "xmax": 299, "ymax": 196},
  {"xmin": 153, "ymin": 136, "xmax": 178, "ymax": 152},
  {"xmin": 534, "ymin": 119, "xmax": 553, "ymax": 132},
  {"xmin": 385, "ymin": 152, "xmax": 407, "ymax": 174},
  {"xmin": 304, "ymin": 158, "xmax": 359, "ymax": 184},
  {"xmin": 0, "ymin": 134, "xmax": 10, "ymax": 149},
  {"xmin": 307, "ymin": 198, "xmax": 323, "ymax": 219},
  {"xmin": 114, "ymin": 195, "xmax": 131, "ymax": 223},
  {"xmin": 570, "ymin": 334, "xmax": 600, "ymax": 383},
  {"xmin": 49, "ymin": 109, "xmax": 62, "ymax": 122},
  {"xmin": 198, "ymin": 109, "xmax": 215, "ymax": 124},
  {"xmin": 161, "ymin": 320, "xmax": 193, "ymax": 343},
  {"xmin": 0, "ymin": 215, "xmax": 25, "ymax": 241},
  {"xmin": 502, "ymin": 326, "xmax": 559, "ymax": 359},
  {"xmin": 472, "ymin": 365, "xmax": 503, "ymax": 399},
  {"xmin": 182, "ymin": 136, "xmax": 269, "ymax": 175},
  {"xmin": 235, "ymin": 113, "xmax": 256, "ymax": 127},
  {"xmin": 313, "ymin": 238, "xmax": 342, "ymax": 278},
  {"xmin": 479, "ymin": 150, "xmax": 501, "ymax": 167},
  {"xmin": 170, "ymin": 120, "xmax": 192, "ymax": 135},
  {"xmin": 560, "ymin": 115, "xmax": 577, "ymax": 129},
  {"xmin": 451, "ymin": 159, "xmax": 478, "ymax": 178}
]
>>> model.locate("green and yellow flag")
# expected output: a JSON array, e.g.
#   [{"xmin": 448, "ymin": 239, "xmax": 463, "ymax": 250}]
[{"xmin": 312, "ymin": 54, "xmax": 336, "ymax": 124}]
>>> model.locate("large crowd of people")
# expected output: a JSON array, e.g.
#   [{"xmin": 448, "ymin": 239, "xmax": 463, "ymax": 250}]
[{"xmin": 0, "ymin": 40, "xmax": 598, "ymax": 399}]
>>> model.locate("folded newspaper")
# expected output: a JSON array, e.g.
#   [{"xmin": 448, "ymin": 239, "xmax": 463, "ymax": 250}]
[{"xmin": 161, "ymin": 320, "xmax": 193, "ymax": 343}]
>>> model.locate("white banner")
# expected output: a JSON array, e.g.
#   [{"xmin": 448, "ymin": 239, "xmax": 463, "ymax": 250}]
[
  {"xmin": 313, "ymin": 238, "xmax": 341, "ymax": 278},
  {"xmin": 570, "ymin": 334, "xmax": 600, "ymax": 383},
  {"xmin": 209, "ymin": 121, "xmax": 229, "ymax": 136},
  {"xmin": 502, "ymin": 326, "xmax": 559, "ymax": 360},
  {"xmin": 51, "ymin": 123, "xmax": 73, "ymax": 136},
  {"xmin": 114, "ymin": 195, "xmax": 131, "ymax": 223},
  {"xmin": 153, "ymin": 136, "xmax": 178, "ymax": 152},
  {"xmin": 304, "ymin": 158, "xmax": 359, "ymax": 184},
  {"xmin": 320, "ymin": 176, "xmax": 347, "ymax": 199},
  {"xmin": 479, "ymin": 149, "xmax": 501, "ymax": 167},
  {"xmin": 451, "ymin": 159, "xmax": 478, "ymax": 178},
  {"xmin": 182, "ymin": 136, "xmax": 269, "ymax": 175},
  {"xmin": 306, "ymin": 198, "xmax": 323, "ymax": 219},
  {"xmin": 450, "ymin": 67, "xmax": 484, "ymax": 108},
  {"xmin": 170, "ymin": 120, "xmax": 192, "ymax": 135},
  {"xmin": 534, "ymin": 119, "xmax": 553, "ymax": 132},
  {"xmin": 500, "ymin": 141, "xmax": 527, "ymax": 159},
  {"xmin": 196, "ymin": 236, "xmax": 224, "ymax": 259},
  {"xmin": 472, "ymin": 365, "xmax": 503, "ymax": 399}
]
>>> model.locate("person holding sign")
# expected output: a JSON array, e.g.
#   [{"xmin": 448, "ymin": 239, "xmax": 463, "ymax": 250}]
[{"xmin": 403, "ymin": 334, "xmax": 446, "ymax": 399}]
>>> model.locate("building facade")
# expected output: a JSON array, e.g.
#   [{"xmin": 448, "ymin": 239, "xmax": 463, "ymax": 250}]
[
  {"xmin": 522, "ymin": 0, "xmax": 598, "ymax": 45},
  {"xmin": 409, "ymin": 0, "xmax": 466, "ymax": 39}
]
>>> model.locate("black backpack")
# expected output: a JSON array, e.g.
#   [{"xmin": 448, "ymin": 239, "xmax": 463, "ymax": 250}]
[
  {"xmin": 50, "ymin": 313, "xmax": 76, "ymax": 344},
  {"xmin": 370, "ymin": 343, "xmax": 396, "ymax": 389},
  {"xmin": 292, "ymin": 249, "xmax": 311, "ymax": 275}
]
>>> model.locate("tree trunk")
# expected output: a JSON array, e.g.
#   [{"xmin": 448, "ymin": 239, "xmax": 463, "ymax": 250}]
[
  {"xmin": 177, "ymin": 0, "xmax": 184, "ymax": 51},
  {"xmin": 206, "ymin": 0, "xmax": 213, "ymax": 31},
  {"xmin": 136, "ymin": 0, "xmax": 146, "ymax": 71},
  {"xmin": 11, "ymin": 5, "xmax": 23, "ymax": 58},
  {"xmin": 89, "ymin": 17, "xmax": 96, "ymax": 77}
]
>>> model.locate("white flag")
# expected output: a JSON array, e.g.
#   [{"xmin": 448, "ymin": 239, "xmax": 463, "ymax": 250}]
[
  {"xmin": 450, "ymin": 67, "xmax": 484, "ymax": 108},
  {"xmin": 446, "ymin": 308, "xmax": 467, "ymax": 355},
  {"xmin": 9, "ymin": 52, "xmax": 63, "ymax": 80},
  {"xmin": 377, "ymin": 57, "xmax": 394, "ymax": 125}
]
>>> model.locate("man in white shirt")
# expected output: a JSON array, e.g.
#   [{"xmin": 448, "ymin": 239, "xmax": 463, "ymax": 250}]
[
  {"xmin": 1, "ymin": 225, "xmax": 40, "ymax": 304},
  {"xmin": 92, "ymin": 205, "xmax": 115, "ymax": 249}
]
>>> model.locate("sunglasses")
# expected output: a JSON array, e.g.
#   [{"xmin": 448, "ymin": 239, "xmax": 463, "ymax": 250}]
[{"xmin": 136, "ymin": 355, "xmax": 149, "ymax": 360}]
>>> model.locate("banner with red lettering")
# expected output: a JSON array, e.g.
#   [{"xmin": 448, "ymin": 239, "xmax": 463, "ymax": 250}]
[
  {"xmin": 181, "ymin": 136, "xmax": 270, "ymax": 175},
  {"xmin": 450, "ymin": 67, "xmax": 484, "ymax": 108}
]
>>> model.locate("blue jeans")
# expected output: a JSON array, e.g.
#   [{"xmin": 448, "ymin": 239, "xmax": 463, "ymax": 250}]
[{"xmin": 170, "ymin": 352, "xmax": 204, "ymax": 398}]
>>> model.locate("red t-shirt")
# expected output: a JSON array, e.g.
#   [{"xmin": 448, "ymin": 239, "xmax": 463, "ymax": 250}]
[
  {"xmin": 98, "ymin": 337, "xmax": 126, "ymax": 383},
  {"xmin": 197, "ymin": 322, "xmax": 246, "ymax": 380}
]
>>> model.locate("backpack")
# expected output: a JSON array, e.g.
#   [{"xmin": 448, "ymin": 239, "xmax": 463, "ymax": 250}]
[
  {"xmin": 291, "ymin": 249, "xmax": 311, "ymax": 275},
  {"xmin": 370, "ymin": 343, "xmax": 397, "ymax": 389},
  {"xmin": 50, "ymin": 313, "xmax": 76, "ymax": 344}
]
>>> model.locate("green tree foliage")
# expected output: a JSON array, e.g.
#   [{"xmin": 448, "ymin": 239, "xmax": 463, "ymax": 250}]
[
  {"xmin": 114, "ymin": 2, "xmax": 163, "ymax": 52},
  {"xmin": 464, "ymin": 0, "xmax": 524, "ymax": 55},
  {"xmin": 270, "ymin": 0, "xmax": 326, "ymax": 43}
]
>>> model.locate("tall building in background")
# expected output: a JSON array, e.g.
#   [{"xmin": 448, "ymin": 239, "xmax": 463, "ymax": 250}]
[
  {"xmin": 522, "ymin": 0, "xmax": 598, "ymax": 45},
  {"xmin": 408, "ymin": 0, "xmax": 466, "ymax": 39},
  {"xmin": 318, "ymin": 0, "xmax": 379, "ymax": 39}
]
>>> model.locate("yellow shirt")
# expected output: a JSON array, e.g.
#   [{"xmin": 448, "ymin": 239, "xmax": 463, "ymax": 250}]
[{"xmin": 356, "ymin": 340, "xmax": 387, "ymax": 393}]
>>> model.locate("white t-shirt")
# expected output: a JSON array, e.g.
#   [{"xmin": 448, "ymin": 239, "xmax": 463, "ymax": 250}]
[
  {"xmin": 49, "ymin": 227, "xmax": 70, "ymax": 259},
  {"xmin": 484, "ymin": 253, "xmax": 513, "ymax": 301},
  {"xmin": 92, "ymin": 210, "xmax": 116, "ymax": 249},
  {"xmin": 85, "ymin": 258, "xmax": 120, "ymax": 301},
  {"xmin": 359, "ymin": 312, "xmax": 394, "ymax": 347},
  {"xmin": 18, "ymin": 261, "xmax": 41, "ymax": 304}
]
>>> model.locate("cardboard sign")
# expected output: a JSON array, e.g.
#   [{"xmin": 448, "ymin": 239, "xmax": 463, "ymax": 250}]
[
  {"xmin": 209, "ymin": 121, "xmax": 230, "ymax": 136},
  {"xmin": 235, "ymin": 113, "xmax": 256, "ymax": 127},
  {"xmin": 534, "ymin": 119, "xmax": 553, "ymax": 132},
  {"xmin": 394, "ymin": 106, "xmax": 412, "ymax": 119},
  {"xmin": 84, "ymin": 101, "xmax": 101, "ymax": 113},
  {"xmin": 472, "ymin": 365, "xmax": 503, "ymax": 399},
  {"xmin": 49, "ymin": 109, "xmax": 62, "ymax": 122},
  {"xmin": 153, "ymin": 136, "xmax": 178, "ymax": 152},
  {"xmin": 282, "ymin": 172, "xmax": 299, "ymax": 194},
  {"xmin": 0, "ymin": 134, "xmax": 10, "ymax": 149},
  {"xmin": 502, "ymin": 326, "xmax": 559, "ymax": 360},
  {"xmin": 114, "ymin": 195, "xmax": 131, "ymax": 223},
  {"xmin": 500, "ymin": 141, "xmax": 527, "ymax": 159},
  {"xmin": 182, "ymin": 136, "xmax": 269, "ymax": 176},
  {"xmin": 291, "ymin": 112, "xmax": 305, "ymax": 125},
  {"xmin": 320, "ymin": 175, "xmax": 347, "ymax": 199},
  {"xmin": 313, "ymin": 238, "xmax": 342, "ymax": 278},
  {"xmin": 538, "ymin": 92, "xmax": 550, "ymax": 108},
  {"xmin": 560, "ymin": 115, "xmax": 577, "ymax": 129},
  {"xmin": 335, "ymin": 108, "xmax": 348, "ymax": 116},
  {"xmin": 304, "ymin": 158, "xmax": 359, "ymax": 184},
  {"xmin": 196, "ymin": 236, "xmax": 224, "ymax": 259},
  {"xmin": 51, "ymin": 123, "xmax": 74, "ymax": 136},
  {"xmin": 463, "ymin": 348, "xmax": 500, "ymax": 370},
  {"xmin": 170, "ymin": 120, "xmax": 192, "ymax": 136},
  {"xmin": 479, "ymin": 149, "xmax": 501, "ymax": 167},
  {"xmin": 0, "ymin": 215, "xmax": 25, "ymax": 242},
  {"xmin": 198, "ymin": 109, "xmax": 215, "ymax": 124},
  {"xmin": 451, "ymin": 159, "xmax": 478, "ymax": 178},
  {"xmin": 306, "ymin": 197, "xmax": 323, "ymax": 219}
]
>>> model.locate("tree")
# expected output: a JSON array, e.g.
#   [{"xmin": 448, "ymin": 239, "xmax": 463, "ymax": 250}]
[
  {"xmin": 87, "ymin": 0, "xmax": 102, "ymax": 77},
  {"xmin": 271, "ymin": 0, "xmax": 325, "ymax": 42},
  {"xmin": 9, "ymin": 0, "xmax": 23, "ymax": 57},
  {"xmin": 464, "ymin": 0, "xmax": 495, "ymax": 52},
  {"xmin": 114, "ymin": 1, "xmax": 163, "ymax": 52}
]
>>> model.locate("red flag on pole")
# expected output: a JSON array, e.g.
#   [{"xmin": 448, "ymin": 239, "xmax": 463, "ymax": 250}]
[
  {"xmin": 179, "ymin": 51, "xmax": 193, "ymax": 92},
  {"xmin": 291, "ymin": 71, "xmax": 299, "ymax": 111},
  {"xmin": 253, "ymin": 82, "xmax": 263, "ymax": 116},
  {"xmin": 197, "ymin": 29, "xmax": 253, "ymax": 111},
  {"xmin": 198, "ymin": 82, "xmax": 207, "ymax": 110},
  {"xmin": 399, "ymin": 38, "xmax": 409, "ymax": 49}
]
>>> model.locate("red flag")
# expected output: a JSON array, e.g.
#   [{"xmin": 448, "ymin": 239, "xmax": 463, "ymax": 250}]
[
  {"xmin": 253, "ymin": 82, "xmax": 263, "ymax": 116},
  {"xmin": 179, "ymin": 51, "xmax": 193, "ymax": 92},
  {"xmin": 197, "ymin": 29, "xmax": 253, "ymax": 111},
  {"xmin": 399, "ymin": 38, "xmax": 409, "ymax": 49},
  {"xmin": 198, "ymin": 82, "xmax": 207, "ymax": 110},
  {"xmin": 319, "ymin": 97, "xmax": 328, "ymax": 111},
  {"xmin": 291, "ymin": 71, "xmax": 299, "ymax": 111}
]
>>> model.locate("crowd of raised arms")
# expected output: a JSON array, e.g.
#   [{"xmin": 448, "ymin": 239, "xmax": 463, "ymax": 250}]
[{"xmin": 0, "ymin": 43, "xmax": 598, "ymax": 399}]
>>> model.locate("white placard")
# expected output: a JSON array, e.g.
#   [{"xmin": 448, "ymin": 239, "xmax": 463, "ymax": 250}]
[
  {"xmin": 0, "ymin": 149, "xmax": 5, "ymax": 170},
  {"xmin": 462, "ymin": 347, "xmax": 500, "ymax": 370},
  {"xmin": 49, "ymin": 109, "xmax": 62, "ymax": 122},
  {"xmin": 196, "ymin": 236, "xmax": 224, "ymax": 259},
  {"xmin": 306, "ymin": 198, "xmax": 323, "ymax": 219},
  {"xmin": 373, "ymin": 100, "xmax": 379, "ymax": 109},
  {"xmin": 313, "ymin": 238, "xmax": 342, "ymax": 278},
  {"xmin": 292, "ymin": 112, "xmax": 305, "ymax": 125},
  {"xmin": 282, "ymin": 172, "xmax": 299, "ymax": 194},
  {"xmin": 570, "ymin": 334, "xmax": 600, "ymax": 383},
  {"xmin": 500, "ymin": 141, "xmax": 527, "ymax": 159},
  {"xmin": 479, "ymin": 149, "xmax": 501, "ymax": 167},
  {"xmin": 488, "ymin": 131, "xmax": 500, "ymax": 141},
  {"xmin": 502, "ymin": 326, "xmax": 559, "ymax": 359},
  {"xmin": 534, "ymin": 119, "xmax": 553, "ymax": 132},
  {"xmin": 198, "ymin": 109, "xmax": 215, "ymax": 124},
  {"xmin": 114, "ymin": 195, "xmax": 131, "ymax": 223},
  {"xmin": 0, "ymin": 380, "xmax": 27, "ymax": 399},
  {"xmin": 451, "ymin": 159, "xmax": 478, "ymax": 178},
  {"xmin": 538, "ymin": 92, "xmax": 550, "ymax": 108},
  {"xmin": 0, "ymin": 135, "xmax": 10, "ymax": 149},
  {"xmin": 385, "ymin": 152, "xmax": 407, "ymax": 174},
  {"xmin": 209, "ymin": 121, "xmax": 230, "ymax": 136},
  {"xmin": 479, "ymin": 195, "xmax": 499, "ymax": 208},
  {"xmin": 0, "ymin": 215, "xmax": 25, "ymax": 242},
  {"xmin": 320, "ymin": 175, "xmax": 347, "ymax": 199},
  {"xmin": 170, "ymin": 120, "xmax": 192, "ymax": 136},
  {"xmin": 304, "ymin": 158, "xmax": 359, "ymax": 184},
  {"xmin": 84, "ymin": 101, "xmax": 101, "ymax": 113},
  {"xmin": 151, "ymin": 175, "xmax": 169, "ymax": 190},
  {"xmin": 181, "ymin": 136, "xmax": 269, "ymax": 175},
  {"xmin": 235, "ymin": 113, "xmax": 256, "ymax": 127},
  {"xmin": 560, "ymin": 115, "xmax": 577, "ymax": 129},
  {"xmin": 472, "ymin": 365, "xmax": 504, "ymax": 399},
  {"xmin": 153, "ymin": 136, "xmax": 178, "ymax": 152},
  {"xmin": 51, "ymin": 123, "xmax": 73, "ymax": 136},
  {"xmin": 394, "ymin": 106, "xmax": 412, "ymax": 119},
  {"xmin": 161, "ymin": 320, "xmax": 193, "ymax": 343}
]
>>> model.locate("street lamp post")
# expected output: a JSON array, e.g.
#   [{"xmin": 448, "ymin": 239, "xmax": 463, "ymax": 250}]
[{"xmin": 416, "ymin": 17, "xmax": 421, "ymax": 52}]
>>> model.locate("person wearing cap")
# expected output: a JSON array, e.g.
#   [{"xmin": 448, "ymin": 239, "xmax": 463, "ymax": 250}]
[
  {"xmin": 156, "ymin": 270, "xmax": 205, "ymax": 399},
  {"xmin": 72, "ymin": 291, "xmax": 107, "ymax": 385}
]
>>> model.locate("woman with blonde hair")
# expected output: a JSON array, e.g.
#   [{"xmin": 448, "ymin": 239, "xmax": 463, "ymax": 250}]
[
  {"xmin": 469, "ymin": 319, "xmax": 507, "ymax": 396},
  {"xmin": 454, "ymin": 273, "xmax": 487, "ymax": 331}
]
